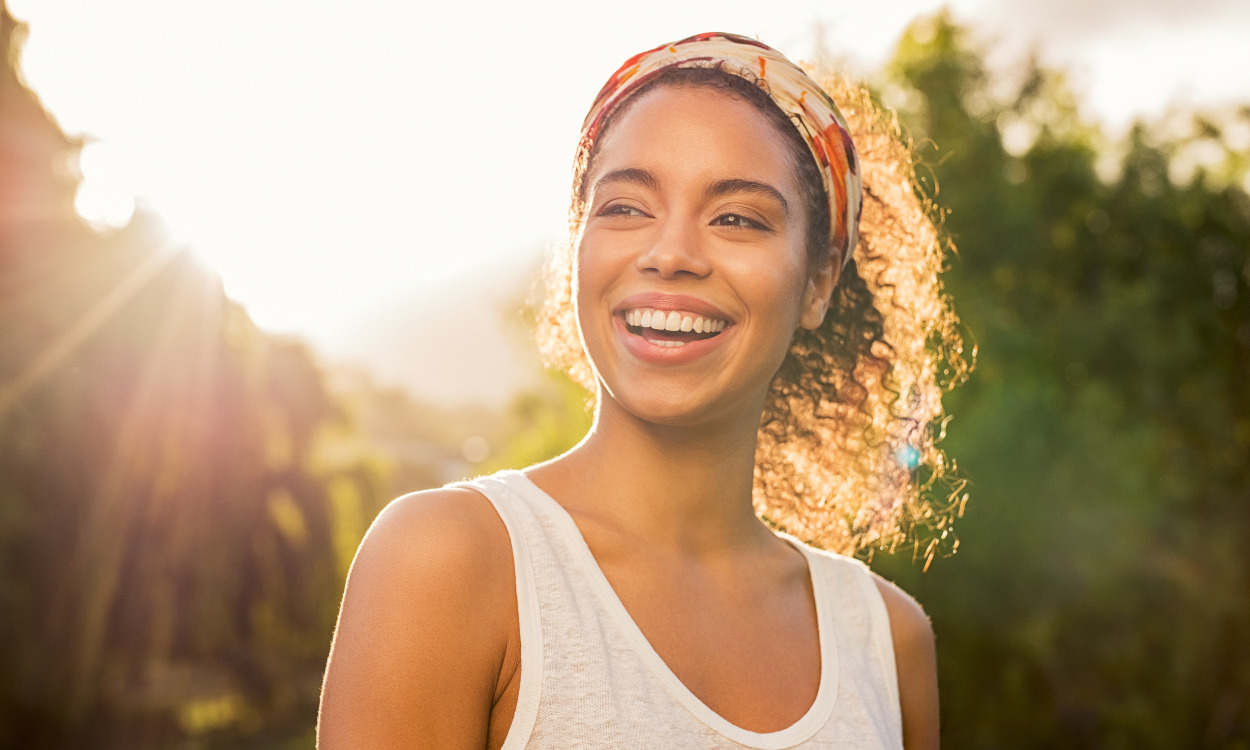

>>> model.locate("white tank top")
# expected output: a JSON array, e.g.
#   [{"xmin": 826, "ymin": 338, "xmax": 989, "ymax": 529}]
[{"xmin": 461, "ymin": 471, "xmax": 904, "ymax": 749}]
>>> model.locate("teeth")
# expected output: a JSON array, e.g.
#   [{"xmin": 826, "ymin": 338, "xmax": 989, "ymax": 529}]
[{"xmin": 624, "ymin": 308, "xmax": 728, "ymax": 335}]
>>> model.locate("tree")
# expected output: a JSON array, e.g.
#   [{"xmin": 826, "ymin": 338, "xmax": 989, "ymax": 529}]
[
  {"xmin": 0, "ymin": 6, "xmax": 391, "ymax": 746},
  {"xmin": 872, "ymin": 12, "xmax": 1250, "ymax": 747}
]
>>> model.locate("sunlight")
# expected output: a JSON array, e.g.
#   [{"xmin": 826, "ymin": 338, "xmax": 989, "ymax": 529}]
[
  {"xmin": 9, "ymin": 0, "xmax": 1250, "ymax": 367},
  {"xmin": 73, "ymin": 141, "xmax": 135, "ymax": 230},
  {"xmin": 0, "ymin": 245, "xmax": 182, "ymax": 422}
]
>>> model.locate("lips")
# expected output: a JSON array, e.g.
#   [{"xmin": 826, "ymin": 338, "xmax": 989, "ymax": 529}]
[{"xmin": 613, "ymin": 294, "xmax": 734, "ymax": 357}]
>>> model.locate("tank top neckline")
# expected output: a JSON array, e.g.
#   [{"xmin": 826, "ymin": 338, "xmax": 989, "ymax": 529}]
[{"xmin": 500, "ymin": 470, "xmax": 840, "ymax": 748}]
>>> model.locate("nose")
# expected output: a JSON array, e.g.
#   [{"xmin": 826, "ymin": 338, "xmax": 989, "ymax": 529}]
[{"xmin": 635, "ymin": 216, "xmax": 712, "ymax": 279}]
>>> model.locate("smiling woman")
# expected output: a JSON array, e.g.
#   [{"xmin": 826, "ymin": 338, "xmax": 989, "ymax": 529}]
[
  {"xmin": 318, "ymin": 32, "xmax": 967, "ymax": 750},
  {"xmin": 574, "ymin": 83, "xmax": 826, "ymax": 430}
]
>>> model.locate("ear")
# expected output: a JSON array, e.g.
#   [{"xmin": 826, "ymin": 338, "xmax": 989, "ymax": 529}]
[{"xmin": 799, "ymin": 250, "xmax": 841, "ymax": 330}]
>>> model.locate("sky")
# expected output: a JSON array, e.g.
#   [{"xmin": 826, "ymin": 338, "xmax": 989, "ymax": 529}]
[{"xmin": 8, "ymin": 0, "xmax": 1250, "ymax": 401}]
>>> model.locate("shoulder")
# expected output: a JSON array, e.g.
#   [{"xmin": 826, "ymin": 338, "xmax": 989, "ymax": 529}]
[
  {"xmin": 341, "ymin": 484, "xmax": 516, "ymax": 609},
  {"xmin": 870, "ymin": 572, "xmax": 940, "ymax": 750},
  {"xmin": 802, "ymin": 550, "xmax": 939, "ymax": 748},
  {"xmin": 336, "ymin": 480, "xmax": 518, "ymax": 653},
  {"xmin": 345, "ymin": 483, "xmax": 520, "ymax": 634},
  {"xmin": 318, "ymin": 484, "xmax": 517, "ymax": 749},
  {"xmin": 361, "ymin": 484, "xmax": 513, "ymax": 576},
  {"xmin": 870, "ymin": 574, "xmax": 934, "ymax": 658},
  {"xmin": 804, "ymin": 550, "xmax": 934, "ymax": 653}
]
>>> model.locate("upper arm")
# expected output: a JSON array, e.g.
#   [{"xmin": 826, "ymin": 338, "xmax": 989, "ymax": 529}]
[
  {"xmin": 317, "ymin": 487, "xmax": 516, "ymax": 750},
  {"xmin": 873, "ymin": 575, "xmax": 940, "ymax": 750}
]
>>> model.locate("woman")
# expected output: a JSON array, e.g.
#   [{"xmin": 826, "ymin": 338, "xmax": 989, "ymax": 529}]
[{"xmin": 319, "ymin": 32, "xmax": 965, "ymax": 749}]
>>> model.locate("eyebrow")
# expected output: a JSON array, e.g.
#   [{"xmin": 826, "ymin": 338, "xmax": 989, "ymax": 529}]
[
  {"xmin": 592, "ymin": 167, "xmax": 659, "ymax": 193},
  {"xmin": 591, "ymin": 170, "xmax": 790, "ymax": 216},
  {"xmin": 707, "ymin": 178, "xmax": 790, "ymax": 216}
]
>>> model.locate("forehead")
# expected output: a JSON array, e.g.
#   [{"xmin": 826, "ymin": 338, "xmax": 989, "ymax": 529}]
[{"xmin": 589, "ymin": 85, "xmax": 801, "ymax": 193}]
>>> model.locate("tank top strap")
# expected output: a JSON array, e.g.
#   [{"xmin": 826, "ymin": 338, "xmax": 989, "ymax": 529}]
[
  {"xmin": 799, "ymin": 549, "xmax": 904, "ymax": 742},
  {"xmin": 457, "ymin": 471, "xmax": 904, "ymax": 749},
  {"xmin": 455, "ymin": 472, "xmax": 546, "ymax": 750}
]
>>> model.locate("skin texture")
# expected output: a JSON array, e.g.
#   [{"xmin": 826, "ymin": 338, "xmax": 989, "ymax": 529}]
[
  {"xmin": 317, "ymin": 488, "xmax": 520, "ymax": 750},
  {"xmin": 317, "ymin": 85, "xmax": 939, "ymax": 749}
]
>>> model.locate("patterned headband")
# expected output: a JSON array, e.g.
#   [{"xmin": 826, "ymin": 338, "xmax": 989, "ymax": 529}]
[{"xmin": 580, "ymin": 32, "xmax": 862, "ymax": 266}]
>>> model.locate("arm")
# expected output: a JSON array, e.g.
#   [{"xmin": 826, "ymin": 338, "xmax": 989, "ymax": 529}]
[
  {"xmin": 873, "ymin": 576, "xmax": 940, "ymax": 750},
  {"xmin": 318, "ymin": 487, "xmax": 518, "ymax": 749}
]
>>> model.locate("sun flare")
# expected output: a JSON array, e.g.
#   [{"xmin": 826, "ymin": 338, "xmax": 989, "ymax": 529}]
[{"xmin": 74, "ymin": 141, "xmax": 135, "ymax": 231}]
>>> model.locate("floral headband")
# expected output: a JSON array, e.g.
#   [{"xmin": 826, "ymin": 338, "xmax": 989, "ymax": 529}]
[{"xmin": 580, "ymin": 31, "xmax": 862, "ymax": 266}]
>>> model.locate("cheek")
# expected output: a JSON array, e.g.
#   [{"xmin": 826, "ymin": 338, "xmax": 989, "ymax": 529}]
[
  {"xmin": 726, "ymin": 252, "xmax": 810, "ymax": 318},
  {"xmin": 572, "ymin": 241, "xmax": 594, "ymax": 313},
  {"xmin": 573, "ymin": 229, "xmax": 626, "ymax": 307},
  {"xmin": 571, "ymin": 238, "xmax": 613, "ymax": 346},
  {"xmin": 571, "ymin": 249, "xmax": 590, "ymax": 338}
]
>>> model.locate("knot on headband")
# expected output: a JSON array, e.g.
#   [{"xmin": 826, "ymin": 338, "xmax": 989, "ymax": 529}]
[{"xmin": 580, "ymin": 32, "xmax": 862, "ymax": 266}]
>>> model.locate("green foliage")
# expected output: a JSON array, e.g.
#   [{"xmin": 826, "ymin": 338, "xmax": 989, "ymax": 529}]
[
  {"xmin": 4, "ymin": 4, "xmax": 1249, "ymax": 746},
  {"xmin": 0, "ymin": 10, "xmax": 404, "ymax": 742},
  {"xmin": 480, "ymin": 369, "xmax": 594, "ymax": 474},
  {"xmin": 870, "ymin": 11, "xmax": 1250, "ymax": 747},
  {"xmin": 0, "ymin": 215, "xmax": 394, "ymax": 746}
]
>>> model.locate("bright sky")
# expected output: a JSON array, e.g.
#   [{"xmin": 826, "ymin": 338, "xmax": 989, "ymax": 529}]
[{"xmin": 9, "ymin": 0, "xmax": 1250, "ymax": 342}]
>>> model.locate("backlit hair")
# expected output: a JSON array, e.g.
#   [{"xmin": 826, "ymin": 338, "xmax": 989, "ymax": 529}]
[{"xmin": 537, "ymin": 66, "xmax": 971, "ymax": 560}]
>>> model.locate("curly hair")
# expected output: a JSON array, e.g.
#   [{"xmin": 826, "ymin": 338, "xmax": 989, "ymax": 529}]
[{"xmin": 536, "ymin": 65, "xmax": 971, "ymax": 560}]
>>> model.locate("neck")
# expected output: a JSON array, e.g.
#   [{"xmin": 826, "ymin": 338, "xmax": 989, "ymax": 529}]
[{"xmin": 531, "ymin": 392, "xmax": 772, "ymax": 555}]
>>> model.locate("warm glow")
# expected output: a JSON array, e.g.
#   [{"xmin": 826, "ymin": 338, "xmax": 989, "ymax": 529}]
[
  {"xmin": 74, "ymin": 141, "xmax": 135, "ymax": 230},
  {"xmin": 10, "ymin": 0, "xmax": 1248, "ymax": 339}
]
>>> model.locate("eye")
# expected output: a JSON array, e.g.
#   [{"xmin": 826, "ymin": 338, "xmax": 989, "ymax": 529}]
[
  {"xmin": 598, "ymin": 202, "xmax": 649, "ymax": 218},
  {"xmin": 712, "ymin": 213, "xmax": 769, "ymax": 231}
]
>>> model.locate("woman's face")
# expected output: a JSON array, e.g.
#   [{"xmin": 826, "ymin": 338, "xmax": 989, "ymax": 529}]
[{"xmin": 574, "ymin": 84, "xmax": 835, "ymax": 428}]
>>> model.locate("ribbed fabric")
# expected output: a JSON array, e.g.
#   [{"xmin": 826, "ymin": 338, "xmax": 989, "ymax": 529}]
[{"xmin": 460, "ymin": 471, "xmax": 903, "ymax": 749}]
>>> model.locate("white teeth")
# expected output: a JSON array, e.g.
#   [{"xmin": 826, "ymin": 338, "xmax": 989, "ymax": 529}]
[{"xmin": 623, "ymin": 308, "xmax": 729, "ymax": 335}]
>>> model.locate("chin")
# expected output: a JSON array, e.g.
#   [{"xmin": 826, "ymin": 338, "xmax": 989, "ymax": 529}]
[{"xmin": 600, "ymin": 381, "xmax": 761, "ymax": 432}]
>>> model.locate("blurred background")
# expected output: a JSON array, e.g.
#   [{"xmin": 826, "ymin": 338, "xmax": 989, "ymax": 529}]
[{"xmin": 1, "ymin": 0, "xmax": 1247, "ymax": 747}]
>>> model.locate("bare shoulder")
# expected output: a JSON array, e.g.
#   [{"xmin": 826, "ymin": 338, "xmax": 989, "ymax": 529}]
[
  {"xmin": 871, "ymin": 573, "xmax": 941, "ymax": 750},
  {"xmin": 342, "ymin": 485, "xmax": 516, "ymax": 615},
  {"xmin": 318, "ymin": 485, "xmax": 517, "ymax": 750},
  {"xmin": 361, "ymin": 485, "xmax": 513, "ymax": 577},
  {"xmin": 870, "ymin": 574, "xmax": 935, "ymax": 654}
]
